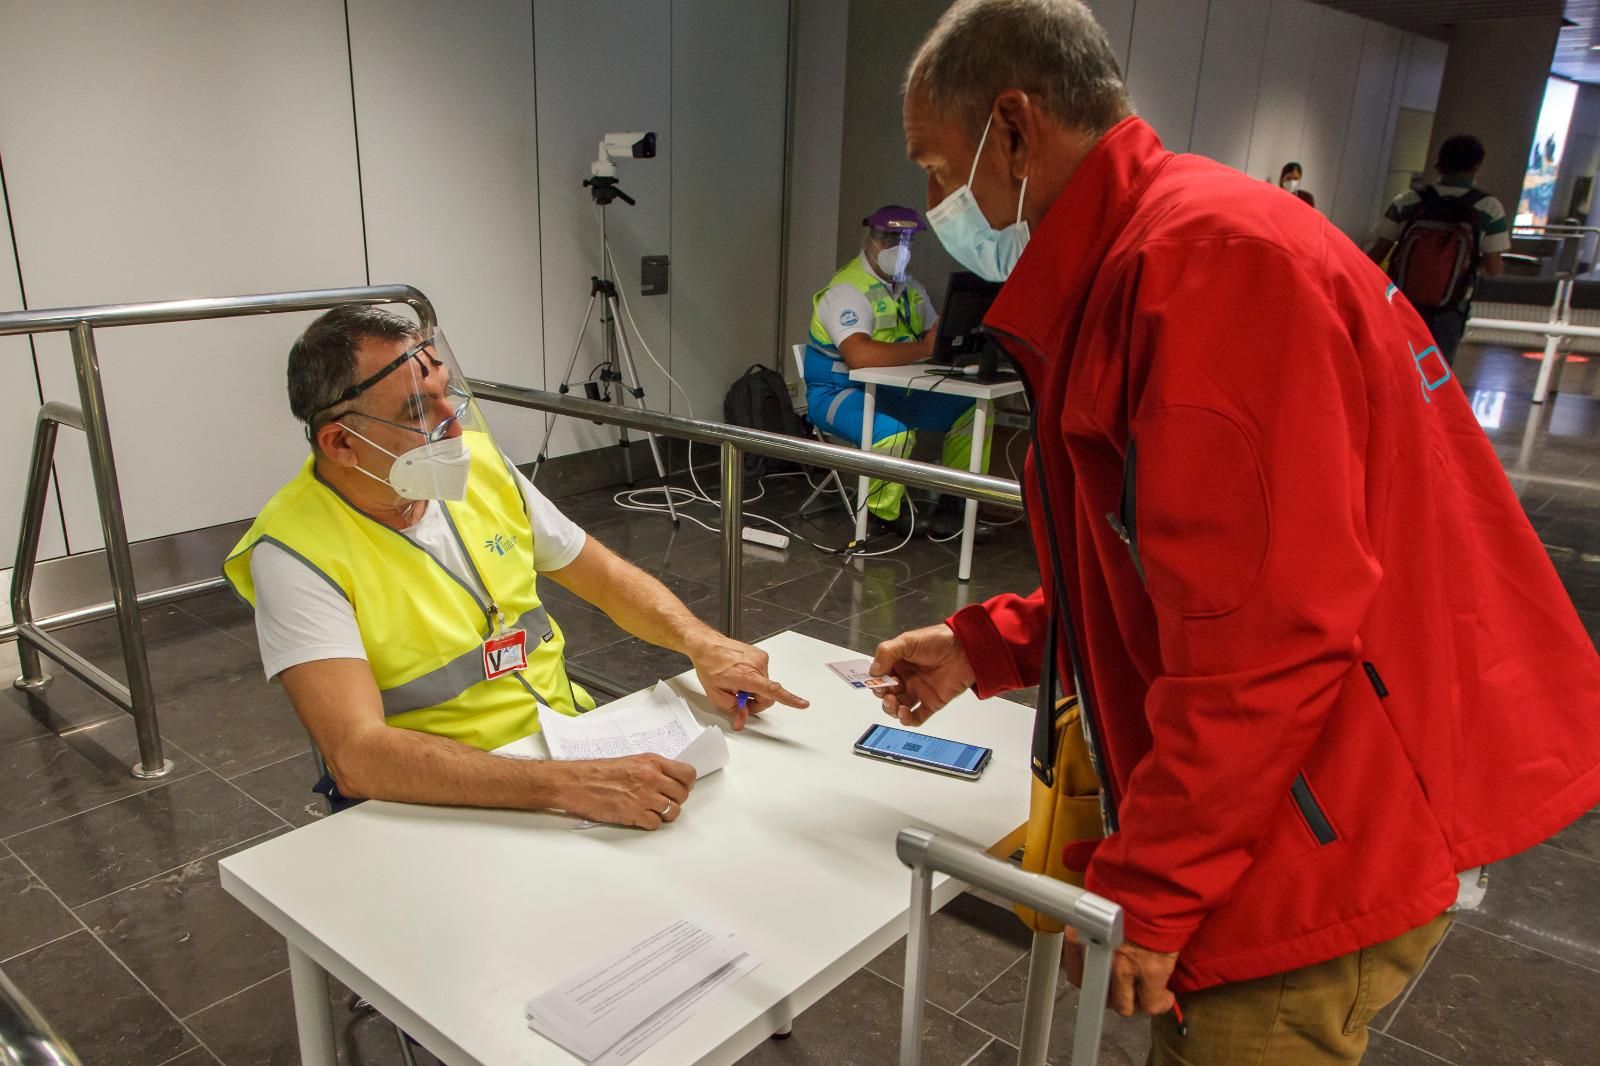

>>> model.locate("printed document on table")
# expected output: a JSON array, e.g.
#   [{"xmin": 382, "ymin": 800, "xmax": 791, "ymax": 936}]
[
  {"xmin": 536, "ymin": 681, "xmax": 729, "ymax": 777},
  {"xmin": 525, "ymin": 915, "xmax": 759, "ymax": 1063}
]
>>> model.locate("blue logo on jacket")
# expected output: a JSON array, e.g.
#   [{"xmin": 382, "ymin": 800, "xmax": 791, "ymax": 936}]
[{"xmin": 483, "ymin": 533, "xmax": 517, "ymax": 557}]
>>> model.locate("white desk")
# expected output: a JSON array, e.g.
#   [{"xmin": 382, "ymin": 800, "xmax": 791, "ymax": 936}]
[
  {"xmin": 220, "ymin": 632, "xmax": 1031, "ymax": 1065},
  {"xmin": 846, "ymin": 364, "xmax": 1026, "ymax": 581}
]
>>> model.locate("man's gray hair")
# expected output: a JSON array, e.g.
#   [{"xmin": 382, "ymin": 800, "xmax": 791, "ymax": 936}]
[
  {"xmin": 287, "ymin": 305, "xmax": 418, "ymax": 436},
  {"xmin": 906, "ymin": 0, "xmax": 1131, "ymax": 141}
]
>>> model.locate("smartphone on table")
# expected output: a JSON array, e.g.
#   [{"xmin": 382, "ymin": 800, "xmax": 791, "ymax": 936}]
[{"xmin": 853, "ymin": 723, "xmax": 992, "ymax": 780}]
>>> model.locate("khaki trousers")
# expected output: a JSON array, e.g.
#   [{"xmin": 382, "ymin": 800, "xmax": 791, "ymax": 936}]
[{"xmin": 1147, "ymin": 914, "xmax": 1451, "ymax": 1065}]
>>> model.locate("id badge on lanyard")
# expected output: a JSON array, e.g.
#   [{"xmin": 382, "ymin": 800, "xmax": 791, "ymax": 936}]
[{"xmin": 483, "ymin": 629, "xmax": 528, "ymax": 680}]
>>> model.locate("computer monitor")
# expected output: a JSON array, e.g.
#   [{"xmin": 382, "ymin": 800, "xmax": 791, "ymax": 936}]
[{"xmin": 928, "ymin": 271, "xmax": 1014, "ymax": 381}]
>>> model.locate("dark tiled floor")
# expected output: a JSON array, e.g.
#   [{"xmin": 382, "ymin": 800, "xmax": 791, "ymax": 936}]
[{"xmin": 1, "ymin": 342, "xmax": 1597, "ymax": 1064}]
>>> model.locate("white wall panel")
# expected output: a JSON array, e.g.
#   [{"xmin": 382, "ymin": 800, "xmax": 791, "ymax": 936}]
[
  {"xmin": 1294, "ymin": 6, "xmax": 1365, "ymax": 215},
  {"xmin": 669, "ymin": 1, "xmax": 788, "ymax": 421},
  {"xmin": 1399, "ymin": 35, "xmax": 1449, "ymax": 113},
  {"xmin": 1245, "ymin": 0, "xmax": 1322, "ymax": 183},
  {"xmin": 1124, "ymin": 0, "xmax": 1211, "ymax": 152},
  {"xmin": 533, "ymin": 0, "xmax": 671, "ymax": 461},
  {"xmin": 0, "ymin": 175, "xmax": 67, "ymax": 567},
  {"xmin": 1087, "ymin": 0, "xmax": 1138, "ymax": 75},
  {"xmin": 0, "ymin": 0, "xmax": 366, "ymax": 552},
  {"xmin": 1189, "ymin": 0, "xmax": 1271, "ymax": 172},
  {"xmin": 1331, "ymin": 21, "xmax": 1405, "ymax": 238},
  {"xmin": 347, "ymin": 0, "xmax": 546, "ymax": 463}
]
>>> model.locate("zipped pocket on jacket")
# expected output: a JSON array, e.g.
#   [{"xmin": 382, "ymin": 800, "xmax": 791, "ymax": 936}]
[
  {"xmin": 1291, "ymin": 773, "xmax": 1338, "ymax": 846},
  {"xmin": 1104, "ymin": 439, "xmax": 1146, "ymax": 583}
]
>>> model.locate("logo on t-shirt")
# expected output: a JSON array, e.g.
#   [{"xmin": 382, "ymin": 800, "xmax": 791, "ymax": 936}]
[
  {"xmin": 483, "ymin": 533, "xmax": 517, "ymax": 557},
  {"xmin": 839, "ymin": 309, "xmax": 859, "ymax": 327}
]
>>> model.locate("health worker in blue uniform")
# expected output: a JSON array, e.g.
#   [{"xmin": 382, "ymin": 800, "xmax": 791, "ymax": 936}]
[{"xmin": 804, "ymin": 205, "xmax": 991, "ymax": 537}]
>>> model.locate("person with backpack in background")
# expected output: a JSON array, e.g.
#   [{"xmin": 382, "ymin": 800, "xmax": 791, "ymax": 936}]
[
  {"xmin": 1367, "ymin": 134, "xmax": 1508, "ymax": 364},
  {"xmin": 803, "ymin": 204, "xmax": 992, "ymax": 539}
]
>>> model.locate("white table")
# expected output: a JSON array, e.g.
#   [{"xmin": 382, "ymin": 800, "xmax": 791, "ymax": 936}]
[
  {"xmin": 847, "ymin": 363, "xmax": 1026, "ymax": 581},
  {"xmin": 220, "ymin": 631, "xmax": 1032, "ymax": 1065}
]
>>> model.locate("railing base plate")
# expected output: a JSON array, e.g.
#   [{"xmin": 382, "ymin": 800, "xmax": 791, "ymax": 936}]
[
  {"xmin": 13, "ymin": 673, "xmax": 53, "ymax": 691},
  {"xmin": 131, "ymin": 758, "xmax": 176, "ymax": 780}
]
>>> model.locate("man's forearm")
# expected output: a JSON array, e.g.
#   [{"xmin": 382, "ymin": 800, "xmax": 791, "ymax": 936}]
[
  {"xmin": 554, "ymin": 542, "xmax": 720, "ymax": 660},
  {"xmin": 332, "ymin": 724, "xmax": 572, "ymax": 810}
]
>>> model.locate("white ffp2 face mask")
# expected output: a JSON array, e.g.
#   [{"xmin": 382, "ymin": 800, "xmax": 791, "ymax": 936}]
[
  {"xmin": 1282, "ymin": 178, "xmax": 1301, "ymax": 193},
  {"xmin": 344, "ymin": 426, "xmax": 472, "ymax": 502},
  {"xmin": 926, "ymin": 114, "xmax": 1030, "ymax": 283},
  {"xmin": 875, "ymin": 243, "xmax": 912, "ymax": 282}
]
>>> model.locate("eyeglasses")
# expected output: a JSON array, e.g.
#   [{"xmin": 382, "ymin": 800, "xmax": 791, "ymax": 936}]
[
  {"xmin": 309, "ymin": 335, "xmax": 440, "ymax": 427},
  {"xmin": 339, "ymin": 386, "xmax": 472, "ymax": 444}
]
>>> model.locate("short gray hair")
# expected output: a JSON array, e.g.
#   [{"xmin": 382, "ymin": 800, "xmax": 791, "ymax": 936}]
[
  {"xmin": 906, "ymin": 0, "xmax": 1131, "ymax": 142},
  {"xmin": 287, "ymin": 305, "xmax": 418, "ymax": 436}
]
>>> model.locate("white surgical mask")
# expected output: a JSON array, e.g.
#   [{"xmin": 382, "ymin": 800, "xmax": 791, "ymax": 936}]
[
  {"xmin": 875, "ymin": 243, "xmax": 912, "ymax": 282},
  {"xmin": 344, "ymin": 425, "xmax": 471, "ymax": 502},
  {"xmin": 927, "ymin": 114, "xmax": 1030, "ymax": 282},
  {"xmin": 1282, "ymin": 178, "xmax": 1301, "ymax": 193}
]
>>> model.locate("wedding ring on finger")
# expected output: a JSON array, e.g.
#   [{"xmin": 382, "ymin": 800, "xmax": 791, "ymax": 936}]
[{"xmin": 660, "ymin": 800, "xmax": 675, "ymax": 818}]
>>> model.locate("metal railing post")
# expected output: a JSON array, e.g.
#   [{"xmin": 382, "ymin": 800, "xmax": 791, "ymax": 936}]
[
  {"xmin": 68, "ymin": 322, "xmax": 171, "ymax": 779},
  {"xmin": 0, "ymin": 968, "xmax": 83, "ymax": 1065},
  {"xmin": 1017, "ymin": 931, "xmax": 1063, "ymax": 1065},
  {"xmin": 10, "ymin": 406, "xmax": 76, "ymax": 691},
  {"xmin": 720, "ymin": 441, "xmax": 744, "ymax": 640}
]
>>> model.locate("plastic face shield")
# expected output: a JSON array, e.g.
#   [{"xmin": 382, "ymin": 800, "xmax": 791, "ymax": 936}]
[
  {"xmin": 316, "ymin": 327, "xmax": 494, "ymax": 501},
  {"xmin": 868, "ymin": 228, "xmax": 915, "ymax": 283}
]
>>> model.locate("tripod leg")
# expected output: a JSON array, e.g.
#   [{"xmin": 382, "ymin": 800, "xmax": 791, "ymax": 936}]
[
  {"xmin": 609, "ymin": 296, "xmax": 679, "ymax": 525},
  {"xmin": 534, "ymin": 293, "xmax": 601, "ymax": 478}
]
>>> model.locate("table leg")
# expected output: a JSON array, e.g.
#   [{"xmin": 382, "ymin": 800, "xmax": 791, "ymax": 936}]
[
  {"xmin": 1017, "ymin": 931, "xmax": 1063, "ymax": 1066},
  {"xmin": 958, "ymin": 400, "xmax": 988, "ymax": 581},
  {"xmin": 288, "ymin": 942, "xmax": 338, "ymax": 1066},
  {"xmin": 855, "ymin": 384, "xmax": 876, "ymax": 543}
]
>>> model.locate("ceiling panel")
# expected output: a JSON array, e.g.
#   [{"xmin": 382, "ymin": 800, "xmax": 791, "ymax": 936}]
[{"xmin": 1314, "ymin": 0, "xmax": 1600, "ymax": 83}]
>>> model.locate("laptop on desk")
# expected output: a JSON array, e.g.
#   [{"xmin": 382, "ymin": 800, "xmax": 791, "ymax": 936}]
[{"xmin": 927, "ymin": 271, "xmax": 1015, "ymax": 382}]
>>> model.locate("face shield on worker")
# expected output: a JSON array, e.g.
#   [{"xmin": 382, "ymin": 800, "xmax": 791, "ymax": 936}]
[
  {"xmin": 862, "ymin": 205, "xmax": 925, "ymax": 284},
  {"xmin": 310, "ymin": 327, "xmax": 492, "ymax": 503}
]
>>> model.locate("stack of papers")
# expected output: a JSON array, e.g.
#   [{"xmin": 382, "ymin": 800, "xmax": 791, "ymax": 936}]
[
  {"xmin": 525, "ymin": 915, "xmax": 759, "ymax": 1063},
  {"xmin": 537, "ymin": 681, "xmax": 730, "ymax": 778}
]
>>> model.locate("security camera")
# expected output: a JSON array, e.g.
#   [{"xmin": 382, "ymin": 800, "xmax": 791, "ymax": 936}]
[{"xmin": 592, "ymin": 131, "xmax": 656, "ymax": 177}]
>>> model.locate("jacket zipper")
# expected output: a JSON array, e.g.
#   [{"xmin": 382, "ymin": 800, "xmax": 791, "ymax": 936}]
[
  {"xmin": 1290, "ymin": 773, "xmax": 1338, "ymax": 846},
  {"xmin": 1104, "ymin": 439, "xmax": 1146, "ymax": 584},
  {"xmin": 983, "ymin": 324, "xmax": 1120, "ymax": 833}
]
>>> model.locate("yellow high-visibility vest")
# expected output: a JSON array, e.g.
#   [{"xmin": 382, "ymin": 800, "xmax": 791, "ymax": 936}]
[{"xmin": 224, "ymin": 431, "xmax": 592, "ymax": 750}]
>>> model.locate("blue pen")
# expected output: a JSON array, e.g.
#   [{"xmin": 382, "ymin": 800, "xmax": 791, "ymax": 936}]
[{"xmin": 736, "ymin": 690, "xmax": 754, "ymax": 711}]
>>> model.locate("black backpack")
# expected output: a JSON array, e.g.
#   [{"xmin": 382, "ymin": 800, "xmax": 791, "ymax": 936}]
[{"xmin": 723, "ymin": 364, "xmax": 809, "ymax": 478}]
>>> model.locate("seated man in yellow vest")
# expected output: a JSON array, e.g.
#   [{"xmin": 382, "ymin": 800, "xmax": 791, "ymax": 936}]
[
  {"xmin": 805, "ymin": 205, "xmax": 991, "ymax": 538},
  {"xmin": 224, "ymin": 306, "xmax": 807, "ymax": 830}
]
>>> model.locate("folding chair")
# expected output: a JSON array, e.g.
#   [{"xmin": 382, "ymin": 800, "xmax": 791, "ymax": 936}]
[
  {"xmin": 790, "ymin": 343, "xmax": 858, "ymax": 518},
  {"xmin": 896, "ymin": 828, "xmax": 1123, "ymax": 1066}
]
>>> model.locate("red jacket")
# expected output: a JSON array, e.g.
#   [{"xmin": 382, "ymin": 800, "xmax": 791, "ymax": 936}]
[{"xmin": 949, "ymin": 117, "xmax": 1600, "ymax": 992}]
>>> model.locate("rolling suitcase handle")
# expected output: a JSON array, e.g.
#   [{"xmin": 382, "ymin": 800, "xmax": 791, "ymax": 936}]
[{"xmin": 895, "ymin": 828, "xmax": 1123, "ymax": 1066}]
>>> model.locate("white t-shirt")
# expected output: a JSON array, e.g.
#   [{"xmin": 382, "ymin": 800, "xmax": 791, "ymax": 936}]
[
  {"xmin": 249, "ymin": 464, "xmax": 586, "ymax": 680},
  {"xmin": 816, "ymin": 254, "xmax": 936, "ymax": 348}
]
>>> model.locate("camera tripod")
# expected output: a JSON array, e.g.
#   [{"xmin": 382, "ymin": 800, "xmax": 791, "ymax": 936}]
[{"xmin": 534, "ymin": 175, "xmax": 677, "ymax": 523}]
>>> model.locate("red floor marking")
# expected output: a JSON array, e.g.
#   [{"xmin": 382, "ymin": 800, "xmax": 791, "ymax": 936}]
[{"xmin": 1522, "ymin": 351, "xmax": 1591, "ymax": 364}]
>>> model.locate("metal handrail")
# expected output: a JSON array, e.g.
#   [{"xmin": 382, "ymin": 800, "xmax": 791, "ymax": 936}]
[
  {"xmin": 895, "ymin": 829, "xmax": 1122, "ymax": 1066},
  {"xmin": 465, "ymin": 379, "xmax": 1026, "ymax": 637},
  {"xmin": 0, "ymin": 968, "xmax": 83, "ymax": 1065},
  {"xmin": 0, "ymin": 286, "xmax": 439, "ymax": 778}
]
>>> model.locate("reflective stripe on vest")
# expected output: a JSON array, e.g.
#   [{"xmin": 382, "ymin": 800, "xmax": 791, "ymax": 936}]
[{"xmin": 378, "ymin": 604, "xmax": 554, "ymax": 715}]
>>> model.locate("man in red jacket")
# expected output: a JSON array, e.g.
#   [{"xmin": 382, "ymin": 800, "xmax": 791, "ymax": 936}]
[{"xmin": 871, "ymin": 1, "xmax": 1600, "ymax": 1062}]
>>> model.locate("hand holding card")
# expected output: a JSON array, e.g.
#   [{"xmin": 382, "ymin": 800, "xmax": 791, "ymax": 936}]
[{"xmin": 827, "ymin": 659, "xmax": 899, "ymax": 691}]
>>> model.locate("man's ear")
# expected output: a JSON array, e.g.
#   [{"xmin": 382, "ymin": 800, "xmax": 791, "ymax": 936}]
[
  {"xmin": 313, "ymin": 421, "xmax": 358, "ymax": 467},
  {"xmin": 992, "ymin": 89, "xmax": 1035, "ymax": 182}
]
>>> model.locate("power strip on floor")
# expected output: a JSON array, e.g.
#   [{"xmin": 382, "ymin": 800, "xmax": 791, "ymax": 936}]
[{"xmin": 741, "ymin": 527, "xmax": 790, "ymax": 550}]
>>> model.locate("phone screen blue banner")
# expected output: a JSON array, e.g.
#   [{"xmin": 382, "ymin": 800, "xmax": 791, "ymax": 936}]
[{"xmin": 863, "ymin": 725, "xmax": 986, "ymax": 771}]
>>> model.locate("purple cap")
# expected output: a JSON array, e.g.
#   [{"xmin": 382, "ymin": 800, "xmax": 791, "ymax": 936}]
[{"xmin": 863, "ymin": 204, "xmax": 925, "ymax": 234}]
